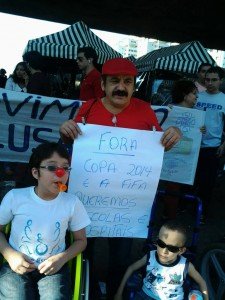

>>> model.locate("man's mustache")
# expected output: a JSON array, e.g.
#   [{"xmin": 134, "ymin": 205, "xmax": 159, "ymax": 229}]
[{"xmin": 112, "ymin": 90, "xmax": 128, "ymax": 97}]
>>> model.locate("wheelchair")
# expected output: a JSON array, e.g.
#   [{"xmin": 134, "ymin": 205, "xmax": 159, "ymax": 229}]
[
  {"xmin": 0, "ymin": 224, "xmax": 89, "ymax": 300},
  {"xmin": 200, "ymin": 240, "xmax": 225, "ymax": 299},
  {"xmin": 125, "ymin": 190, "xmax": 203, "ymax": 300}
]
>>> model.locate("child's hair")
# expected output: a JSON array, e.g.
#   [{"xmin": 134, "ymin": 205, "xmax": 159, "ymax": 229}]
[
  {"xmin": 28, "ymin": 142, "xmax": 70, "ymax": 184},
  {"xmin": 29, "ymin": 142, "xmax": 70, "ymax": 169},
  {"xmin": 161, "ymin": 219, "xmax": 188, "ymax": 245}
]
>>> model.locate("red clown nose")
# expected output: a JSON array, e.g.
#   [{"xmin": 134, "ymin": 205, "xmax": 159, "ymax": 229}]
[{"xmin": 55, "ymin": 168, "xmax": 65, "ymax": 177}]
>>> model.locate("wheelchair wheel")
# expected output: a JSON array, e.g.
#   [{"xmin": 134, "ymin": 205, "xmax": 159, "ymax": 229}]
[{"xmin": 200, "ymin": 243, "xmax": 225, "ymax": 300}]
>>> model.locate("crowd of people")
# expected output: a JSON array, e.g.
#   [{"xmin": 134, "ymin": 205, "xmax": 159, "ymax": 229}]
[{"xmin": 0, "ymin": 48, "xmax": 224, "ymax": 300}]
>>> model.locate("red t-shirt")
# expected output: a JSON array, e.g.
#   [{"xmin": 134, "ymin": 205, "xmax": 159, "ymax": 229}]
[
  {"xmin": 79, "ymin": 69, "xmax": 104, "ymax": 101},
  {"xmin": 75, "ymin": 97, "xmax": 162, "ymax": 131}
]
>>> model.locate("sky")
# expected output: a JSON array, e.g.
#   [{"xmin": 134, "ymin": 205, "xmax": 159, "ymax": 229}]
[
  {"xmin": 0, "ymin": 12, "xmax": 128, "ymax": 74},
  {"xmin": 1, "ymin": 12, "xmax": 222, "ymax": 74}
]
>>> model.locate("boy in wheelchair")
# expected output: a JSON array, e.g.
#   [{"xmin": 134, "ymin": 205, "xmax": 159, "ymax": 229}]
[
  {"xmin": 0, "ymin": 142, "xmax": 90, "ymax": 299},
  {"xmin": 114, "ymin": 220, "xmax": 208, "ymax": 300}
]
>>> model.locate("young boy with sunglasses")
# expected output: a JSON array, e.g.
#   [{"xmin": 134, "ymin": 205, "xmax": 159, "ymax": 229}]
[
  {"xmin": 0, "ymin": 142, "xmax": 90, "ymax": 299},
  {"xmin": 114, "ymin": 220, "xmax": 208, "ymax": 300}
]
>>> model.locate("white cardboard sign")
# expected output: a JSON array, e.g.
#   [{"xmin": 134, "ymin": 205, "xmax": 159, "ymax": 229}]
[{"xmin": 68, "ymin": 124, "xmax": 164, "ymax": 238}]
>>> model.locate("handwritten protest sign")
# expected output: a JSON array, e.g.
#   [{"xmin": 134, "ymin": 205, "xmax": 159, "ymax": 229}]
[
  {"xmin": 153, "ymin": 106, "xmax": 205, "ymax": 185},
  {"xmin": 0, "ymin": 88, "xmax": 81, "ymax": 162},
  {"xmin": 68, "ymin": 124, "xmax": 164, "ymax": 238}
]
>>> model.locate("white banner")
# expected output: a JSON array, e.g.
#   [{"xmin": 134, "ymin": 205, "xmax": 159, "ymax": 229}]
[
  {"xmin": 68, "ymin": 124, "xmax": 164, "ymax": 238},
  {"xmin": 153, "ymin": 106, "xmax": 205, "ymax": 185},
  {"xmin": 0, "ymin": 88, "xmax": 81, "ymax": 162},
  {"xmin": 0, "ymin": 91, "xmax": 205, "ymax": 186}
]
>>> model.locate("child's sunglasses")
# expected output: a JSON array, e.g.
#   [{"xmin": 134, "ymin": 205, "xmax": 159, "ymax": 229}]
[{"xmin": 156, "ymin": 239, "xmax": 183, "ymax": 253}]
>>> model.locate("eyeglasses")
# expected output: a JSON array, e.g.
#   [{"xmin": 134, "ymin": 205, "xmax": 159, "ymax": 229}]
[
  {"xmin": 39, "ymin": 166, "xmax": 72, "ymax": 173},
  {"xmin": 156, "ymin": 239, "xmax": 183, "ymax": 253}
]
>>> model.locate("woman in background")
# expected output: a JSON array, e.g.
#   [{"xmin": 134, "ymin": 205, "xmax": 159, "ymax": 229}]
[
  {"xmin": 5, "ymin": 62, "xmax": 29, "ymax": 92},
  {"xmin": 163, "ymin": 79, "xmax": 205, "ymax": 220},
  {"xmin": 3, "ymin": 62, "xmax": 30, "ymax": 185}
]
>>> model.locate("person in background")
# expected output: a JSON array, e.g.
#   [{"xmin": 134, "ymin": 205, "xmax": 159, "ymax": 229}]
[
  {"xmin": 163, "ymin": 80, "xmax": 205, "ymax": 220},
  {"xmin": 195, "ymin": 66, "xmax": 225, "ymax": 222},
  {"xmin": 195, "ymin": 63, "xmax": 212, "ymax": 93},
  {"xmin": 5, "ymin": 62, "xmax": 29, "ymax": 92},
  {"xmin": 23, "ymin": 51, "xmax": 51, "ymax": 96},
  {"xmin": 76, "ymin": 46, "xmax": 104, "ymax": 101},
  {"xmin": 60, "ymin": 58, "xmax": 181, "ymax": 299},
  {"xmin": 172, "ymin": 80, "xmax": 198, "ymax": 108},
  {"xmin": 0, "ymin": 68, "xmax": 7, "ymax": 88},
  {"xmin": 114, "ymin": 220, "xmax": 208, "ymax": 300},
  {"xmin": 3, "ymin": 62, "xmax": 30, "ymax": 183}
]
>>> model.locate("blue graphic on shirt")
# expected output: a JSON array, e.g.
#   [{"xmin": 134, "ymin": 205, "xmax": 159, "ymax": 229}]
[
  {"xmin": 36, "ymin": 233, "xmax": 48, "ymax": 255},
  {"xmin": 19, "ymin": 219, "xmax": 33, "ymax": 254},
  {"xmin": 145, "ymin": 268, "xmax": 164, "ymax": 286},
  {"xmin": 196, "ymin": 102, "xmax": 222, "ymax": 111},
  {"xmin": 49, "ymin": 222, "xmax": 61, "ymax": 254},
  {"xmin": 24, "ymin": 219, "xmax": 32, "ymax": 239},
  {"xmin": 53, "ymin": 221, "xmax": 60, "ymax": 241},
  {"xmin": 19, "ymin": 220, "xmax": 62, "ymax": 261},
  {"xmin": 169, "ymin": 293, "xmax": 178, "ymax": 298},
  {"xmin": 168, "ymin": 273, "xmax": 182, "ymax": 284}
]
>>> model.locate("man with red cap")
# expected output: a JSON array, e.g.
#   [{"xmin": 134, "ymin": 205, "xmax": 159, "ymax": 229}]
[
  {"xmin": 60, "ymin": 58, "xmax": 180, "ymax": 148},
  {"xmin": 60, "ymin": 58, "xmax": 181, "ymax": 299}
]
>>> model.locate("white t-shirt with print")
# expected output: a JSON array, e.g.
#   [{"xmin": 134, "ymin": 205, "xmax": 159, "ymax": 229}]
[
  {"xmin": 142, "ymin": 250, "xmax": 187, "ymax": 300},
  {"xmin": 0, "ymin": 187, "xmax": 90, "ymax": 265},
  {"xmin": 196, "ymin": 91, "xmax": 225, "ymax": 148}
]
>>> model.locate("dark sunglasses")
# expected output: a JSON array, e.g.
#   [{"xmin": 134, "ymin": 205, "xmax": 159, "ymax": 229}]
[
  {"xmin": 39, "ymin": 166, "xmax": 72, "ymax": 172},
  {"xmin": 156, "ymin": 239, "xmax": 183, "ymax": 253}
]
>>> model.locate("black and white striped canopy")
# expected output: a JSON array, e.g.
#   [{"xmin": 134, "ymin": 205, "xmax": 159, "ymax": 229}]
[
  {"xmin": 24, "ymin": 21, "xmax": 122, "ymax": 64},
  {"xmin": 125, "ymin": 55, "xmax": 136, "ymax": 63},
  {"xmin": 135, "ymin": 41, "xmax": 216, "ymax": 74}
]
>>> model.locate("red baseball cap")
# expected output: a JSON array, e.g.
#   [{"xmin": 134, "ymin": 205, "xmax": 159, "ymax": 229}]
[{"xmin": 102, "ymin": 58, "xmax": 137, "ymax": 76}]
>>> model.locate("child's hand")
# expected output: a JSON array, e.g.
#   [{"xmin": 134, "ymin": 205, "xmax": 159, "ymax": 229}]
[
  {"xmin": 38, "ymin": 253, "xmax": 66, "ymax": 275},
  {"xmin": 7, "ymin": 251, "xmax": 36, "ymax": 274},
  {"xmin": 200, "ymin": 126, "xmax": 206, "ymax": 134}
]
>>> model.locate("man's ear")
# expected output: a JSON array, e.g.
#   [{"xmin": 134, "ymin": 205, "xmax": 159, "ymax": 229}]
[
  {"xmin": 101, "ymin": 80, "xmax": 105, "ymax": 92},
  {"xmin": 32, "ymin": 168, "xmax": 39, "ymax": 179}
]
